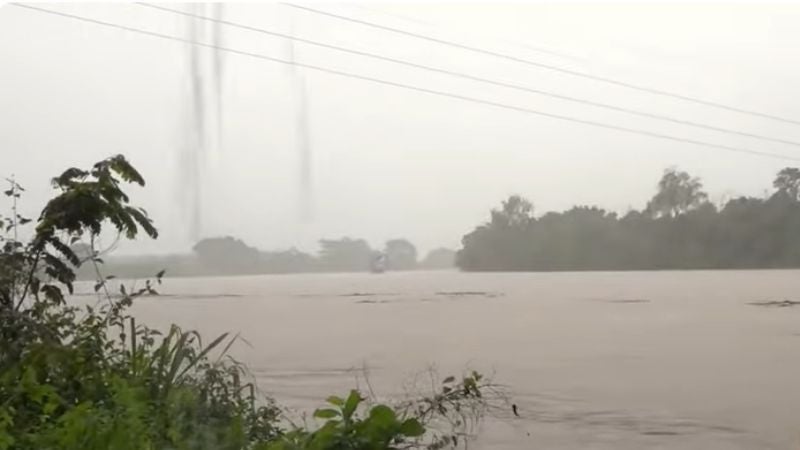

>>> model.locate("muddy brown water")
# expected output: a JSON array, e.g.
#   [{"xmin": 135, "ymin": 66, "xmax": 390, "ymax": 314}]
[{"xmin": 80, "ymin": 270, "xmax": 800, "ymax": 449}]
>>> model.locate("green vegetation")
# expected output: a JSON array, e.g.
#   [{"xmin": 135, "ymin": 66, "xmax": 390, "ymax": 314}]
[
  {"xmin": 384, "ymin": 239, "xmax": 418, "ymax": 271},
  {"xmin": 0, "ymin": 156, "xmax": 496, "ymax": 450},
  {"xmin": 317, "ymin": 238, "xmax": 376, "ymax": 272},
  {"xmin": 76, "ymin": 237, "xmax": 456, "ymax": 279},
  {"xmin": 458, "ymin": 166, "xmax": 800, "ymax": 271}
]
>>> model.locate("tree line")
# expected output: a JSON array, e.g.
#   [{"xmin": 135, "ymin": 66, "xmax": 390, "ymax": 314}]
[
  {"xmin": 76, "ymin": 236, "xmax": 456, "ymax": 279},
  {"xmin": 456, "ymin": 167, "xmax": 800, "ymax": 271},
  {"xmin": 197, "ymin": 237, "xmax": 455, "ymax": 273}
]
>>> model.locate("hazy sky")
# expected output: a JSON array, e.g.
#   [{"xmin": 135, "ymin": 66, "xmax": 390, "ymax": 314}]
[{"xmin": 2, "ymin": 2, "xmax": 800, "ymax": 255}]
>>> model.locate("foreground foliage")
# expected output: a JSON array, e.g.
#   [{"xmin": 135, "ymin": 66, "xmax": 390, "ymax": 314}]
[{"xmin": 0, "ymin": 156, "xmax": 495, "ymax": 450}]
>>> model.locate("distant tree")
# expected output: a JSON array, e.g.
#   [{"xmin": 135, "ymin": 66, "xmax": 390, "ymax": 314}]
[
  {"xmin": 491, "ymin": 195, "xmax": 534, "ymax": 228},
  {"xmin": 262, "ymin": 248, "xmax": 317, "ymax": 273},
  {"xmin": 646, "ymin": 168, "xmax": 708, "ymax": 218},
  {"xmin": 419, "ymin": 248, "xmax": 456, "ymax": 269},
  {"xmin": 193, "ymin": 236, "xmax": 260, "ymax": 272},
  {"xmin": 773, "ymin": 167, "xmax": 800, "ymax": 200},
  {"xmin": 384, "ymin": 239, "xmax": 417, "ymax": 270},
  {"xmin": 318, "ymin": 237, "xmax": 373, "ymax": 272},
  {"xmin": 457, "ymin": 195, "xmax": 535, "ymax": 271}
]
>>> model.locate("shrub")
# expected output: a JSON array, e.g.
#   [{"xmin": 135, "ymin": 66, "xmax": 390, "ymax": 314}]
[{"xmin": 0, "ymin": 156, "xmax": 498, "ymax": 450}]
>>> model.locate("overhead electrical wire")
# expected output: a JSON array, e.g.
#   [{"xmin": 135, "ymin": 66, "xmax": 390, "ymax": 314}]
[
  {"xmin": 11, "ymin": 3, "xmax": 800, "ymax": 163},
  {"xmin": 138, "ymin": 2, "xmax": 800, "ymax": 148},
  {"xmin": 346, "ymin": 3, "xmax": 582, "ymax": 62},
  {"xmin": 282, "ymin": 2, "xmax": 800, "ymax": 127}
]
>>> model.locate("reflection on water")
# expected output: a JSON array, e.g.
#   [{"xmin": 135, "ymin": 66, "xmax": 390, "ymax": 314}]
[{"xmin": 84, "ymin": 270, "xmax": 800, "ymax": 449}]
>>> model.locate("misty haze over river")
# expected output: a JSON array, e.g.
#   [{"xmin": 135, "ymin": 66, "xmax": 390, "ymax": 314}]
[
  {"xmin": 8, "ymin": 2, "xmax": 800, "ymax": 448},
  {"xmin": 76, "ymin": 269, "xmax": 800, "ymax": 450}
]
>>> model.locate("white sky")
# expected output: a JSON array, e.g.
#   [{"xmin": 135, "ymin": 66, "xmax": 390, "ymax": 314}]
[{"xmin": 2, "ymin": 2, "xmax": 800, "ymax": 255}]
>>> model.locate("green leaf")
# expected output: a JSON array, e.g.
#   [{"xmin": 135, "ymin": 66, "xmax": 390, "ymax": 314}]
[
  {"xmin": 313, "ymin": 408, "xmax": 340, "ymax": 419},
  {"xmin": 175, "ymin": 332, "xmax": 229, "ymax": 380},
  {"xmin": 368, "ymin": 405, "xmax": 396, "ymax": 427},
  {"xmin": 125, "ymin": 206, "xmax": 158, "ymax": 239},
  {"xmin": 343, "ymin": 390, "xmax": 361, "ymax": 419},
  {"xmin": 399, "ymin": 418, "xmax": 425, "ymax": 437},
  {"xmin": 326, "ymin": 395, "xmax": 344, "ymax": 407},
  {"xmin": 53, "ymin": 167, "xmax": 89, "ymax": 187},
  {"xmin": 47, "ymin": 235, "xmax": 79, "ymax": 266},
  {"xmin": 42, "ymin": 252, "xmax": 76, "ymax": 287},
  {"xmin": 41, "ymin": 284, "xmax": 64, "ymax": 304},
  {"xmin": 108, "ymin": 154, "xmax": 145, "ymax": 185}
]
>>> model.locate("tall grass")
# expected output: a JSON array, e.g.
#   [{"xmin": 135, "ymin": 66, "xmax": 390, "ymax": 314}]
[{"xmin": 0, "ymin": 155, "xmax": 498, "ymax": 450}]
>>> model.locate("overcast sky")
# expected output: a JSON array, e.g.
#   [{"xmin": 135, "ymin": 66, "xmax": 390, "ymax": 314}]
[{"xmin": 2, "ymin": 2, "xmax": 800, "ymax": 255}]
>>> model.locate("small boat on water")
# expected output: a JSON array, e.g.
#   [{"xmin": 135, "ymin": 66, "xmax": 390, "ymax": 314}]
[{"xmin": 370, "ymin": 253, "xmax": 387, "ymax": 273}]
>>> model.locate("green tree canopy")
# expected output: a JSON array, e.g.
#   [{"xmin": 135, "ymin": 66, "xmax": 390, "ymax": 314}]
[
  {"xmin": 646, "ymin": 167, "xmax": 708, "ymax": 218},
  {"xmin": 384, "ymin": 238, "xmax": 417, "ymax": 270},
  {"xmin": 490, "ymin": 195, "xmax": 534, "ymax": 228},
  {"xmin": 773, "ymin": 167, "xmax": 800, "ymax": 200},
  {"xmin": 318, "ymin": 237, "xmax": 373, "ymax": 271},
  {"xmin": 457, "ymin": 166, "xmax": 800, "ymax": 271},
  {"xmin": 193, "ymin": 236, "xmax": 260, "ymax": 271}
]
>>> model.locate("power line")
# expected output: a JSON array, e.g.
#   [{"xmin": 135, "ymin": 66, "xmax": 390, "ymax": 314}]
[
  {"xmin": 11, "ymin": 3, "xmax": 800, "ymax": 164},
  {"xmin": 282, "ymin": 2, "xmax": 800, "ymax": 127},
  {"xmin": 346, "ymin": 3, "xmax": 583, "ymax": 62},
  {"xmin": 138, "ymin": 2, "xmax": 800, "ymax": 148}
]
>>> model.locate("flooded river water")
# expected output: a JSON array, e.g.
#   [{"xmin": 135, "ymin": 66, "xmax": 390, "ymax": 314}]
[{"xmin": 118, "ymin": 270, "xmax": 800, "ymax": 449}]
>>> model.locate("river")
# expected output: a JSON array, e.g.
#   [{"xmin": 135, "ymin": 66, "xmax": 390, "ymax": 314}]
[{"xmin": 115, "ymin": 270, "xmax": 800, "ymax": 449}]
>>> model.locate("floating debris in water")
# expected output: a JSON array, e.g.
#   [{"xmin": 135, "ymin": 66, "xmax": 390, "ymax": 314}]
[
  {"xmin": 354, "ymin": 299, "xmax": 401, "ymax": 304},
  {"xmin": 641, "ymin": 430, "xmax": 680, "ymax": 436},
  {"xmin": 748, "ymin": 300, "xmax": 800, "ymax": 307},
  {"xmin": 341, "ymin": 292, "xmax": 399, "ymax": 297},
  {"xmin": 295, "ymin": 292, "xmax": 399, "ymax": 298},
  {"xmin": 435, "ymin": 291, "xmax": 503, "ymax": 298}
]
